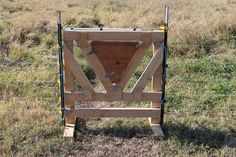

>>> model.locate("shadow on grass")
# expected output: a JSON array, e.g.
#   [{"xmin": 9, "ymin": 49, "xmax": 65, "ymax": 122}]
[
  {"xmin": 163, "ymin": 122, "xmax": 236, "ymax": 149},
  {"xmin": 75, "ymin": 118, "xmax": 153, "ymax": 139},
  {"xmin": 75, "ymin": 119, "xmax": 236, "ymax": 148}
]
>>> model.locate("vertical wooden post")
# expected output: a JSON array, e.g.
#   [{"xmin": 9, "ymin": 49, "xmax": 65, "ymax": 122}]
[
  {"xmin": 63, "ymin": 40, "xmax": 76, "ymax": 138},
  {"xmin": 151, "ymin": 42, "xmax": 162, "ymax": 124},
  {"xmin": 64, "ymin": 40, "xmax": 76, "ymax": 124}
]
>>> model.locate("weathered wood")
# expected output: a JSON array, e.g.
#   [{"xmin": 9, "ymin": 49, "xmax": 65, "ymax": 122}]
[
  {"xmin": 66, "ymin": 108, "xmax": 160, "ymax": 118},
  {"xmin": 65, "ymin": 91, "xmax": 161, "ymax": 102},
  {"xmin": 132, "ymin": 44, "xmax": 163, "ymax": 92}
]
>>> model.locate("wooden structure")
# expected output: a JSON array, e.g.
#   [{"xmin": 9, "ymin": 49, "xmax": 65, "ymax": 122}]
[{"xmin": 62, "ymin": 28, "xmax": 166, "ymax": 138}]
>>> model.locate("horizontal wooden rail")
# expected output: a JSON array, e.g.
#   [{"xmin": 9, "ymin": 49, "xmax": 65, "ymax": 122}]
[
  {"xmin": 65, "ymin": 91, "xmax": 162, "ymax": 102},
  {"xmin": 66, "ymin": 108, "xmax": 160, "ymax": 118},
  {"xmin": 63, "ymin": 31, "xmax": 164, "ymax": 42}
]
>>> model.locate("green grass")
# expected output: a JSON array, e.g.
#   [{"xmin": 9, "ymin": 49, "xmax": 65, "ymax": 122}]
[
  {"xmin": 0, "ymin": 0, "xmax": 236, "ymax": 156},
  {"xmin": 1, "ymin": 51, "xmax": 235, "ymax": 156}
]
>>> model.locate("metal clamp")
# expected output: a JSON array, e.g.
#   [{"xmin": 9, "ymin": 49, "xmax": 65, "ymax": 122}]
[
  {"xmin": 87, "ymin": 47, "xmax": 96, "ymax": 55},
  {"xmin": 160, "ymin": 25, "xmax": 168, "ymax": 31},
  {"xmin": 100, "ymin": 72, "xmax": 115, "ymax": 80}
]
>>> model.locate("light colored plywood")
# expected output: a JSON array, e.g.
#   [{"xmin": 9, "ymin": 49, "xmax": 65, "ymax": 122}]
[{"xmin": 66, "ymin": 108, "xmax": 160, "ymax": 118}]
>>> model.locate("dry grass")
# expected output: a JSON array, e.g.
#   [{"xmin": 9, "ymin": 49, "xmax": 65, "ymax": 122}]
[{"xmin": 0, "ymin": 0, "xmax": 236, "ymax": 156}]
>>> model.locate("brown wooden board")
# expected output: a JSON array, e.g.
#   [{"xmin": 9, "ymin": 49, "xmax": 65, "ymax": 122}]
[{"xmin": 90, "ymin": 41, "xmax": 139, "ymax": 83}]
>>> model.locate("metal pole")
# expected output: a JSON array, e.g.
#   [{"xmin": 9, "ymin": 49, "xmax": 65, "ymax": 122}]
[
  {"xmin": 57, "ymin": 11, "xmax": 65, "ymax": 126},
  {"xmin": 160, "ymin": 6, "xmax": 169, "ymax": 126}
]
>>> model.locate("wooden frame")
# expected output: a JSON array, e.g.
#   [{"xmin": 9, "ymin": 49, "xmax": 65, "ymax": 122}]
[{"xmin": 62, "ymin": 28, "xmax": 164, "ymax": 138}]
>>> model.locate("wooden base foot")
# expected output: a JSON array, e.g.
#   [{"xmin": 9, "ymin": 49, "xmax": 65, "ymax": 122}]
[
  {"xmin": 148, "ymin": 118, "xmax": 164, "ymax": 137},
  {"xmin": 63, "ymin": 124, "xmax": 76, "ymax": 138},
  {"xmin": 150, "ymin": 124, "xmax": 164, "ymax": 137}
]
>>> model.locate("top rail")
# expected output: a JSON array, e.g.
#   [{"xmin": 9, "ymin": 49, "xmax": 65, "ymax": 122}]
[{"xmin": 64, "ymin": 28, "xmax": 164, "ymax": 32}]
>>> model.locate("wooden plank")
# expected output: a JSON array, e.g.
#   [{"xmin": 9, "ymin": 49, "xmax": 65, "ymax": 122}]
[
  {"xmin": 116, "ymin": 34, "xmax": 153, "ymax": 90},
  {"xmin": 64, "ymin": 28, "xmax": 164, "ymax": 32},
  {"xmin": 132, "ymin": 44, "xmax": 163, "ymax": 92},
  {"xmin": 152, "ymin": 42, "xmax": 163, "ymax": 92},
  {"xmin": 63, "ymin": 41, "xmax": 75, "ymax": 91},
  {"xmin": 63, "ymin": 31, "xmax": 164, "ymax": 42},
  {"xmin": 64, "ymin": 45, "xmax": 94, "ymax": 96},
  {"xmin": 63, "ymin": 124, "xmax": 75, "ymax": 138},
  {"xmin": 66, "ymin": 108, "xmax": 160, "ymax": 118},
  {"xmin": 63, "ymin": 41, "xmax": 76, "ymax": 124},
  {"xmin": 151, "ymin": 42, "xmax": 163, "ymax": 124},
  {"xmin": 65, "ymin": 91, "xmax": 161, "ymax": 102}
]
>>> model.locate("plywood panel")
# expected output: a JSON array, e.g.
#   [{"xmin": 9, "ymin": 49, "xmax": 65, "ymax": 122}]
[{"xmin": 91, "ymin": 41, "xmax": 139, "ymax": 83}]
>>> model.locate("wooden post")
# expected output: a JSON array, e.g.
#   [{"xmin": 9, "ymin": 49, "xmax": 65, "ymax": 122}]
[
  {"xmin": 151, "ymin": 42, "xmax": 162, "ymax": 124},
  {"xmin": 63, "ymin": 40, "xmax": 76, "ymax": 138},
  {"xmin": 149, "ymin": 41, "xmax": 164, "ymax": 137}
]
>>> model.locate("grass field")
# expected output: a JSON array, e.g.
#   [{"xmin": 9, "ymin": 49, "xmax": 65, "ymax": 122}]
[{"xmin": 0, "ymin": 0, "xmax": 236, "ymax": 156}]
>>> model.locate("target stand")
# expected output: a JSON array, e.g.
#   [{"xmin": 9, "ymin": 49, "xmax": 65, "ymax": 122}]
[{"xmin": 61, "ymin": 27, "xmax": 167, "ymax": 139}]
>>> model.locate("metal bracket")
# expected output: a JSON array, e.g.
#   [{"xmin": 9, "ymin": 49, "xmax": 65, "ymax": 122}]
[
  {"xmin": 135, "ymin": 41, "xmax": 143, "ymax": 48},
  {"xmin": 100, "ymin": 72, "xmax": 115, "ymax": 80},
  {"xmin": 87, "ymin": 47, "xmax": 96, "ymax": 55}
]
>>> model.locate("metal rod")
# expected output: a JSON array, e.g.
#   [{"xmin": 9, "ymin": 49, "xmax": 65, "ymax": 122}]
[
  {"xmin": 57, "ymin": 11, "xmax": 65, "ymax": 126},
  {"xmin": 160, "ymin": 6, "xmax": 169, "ymax": 126}
]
